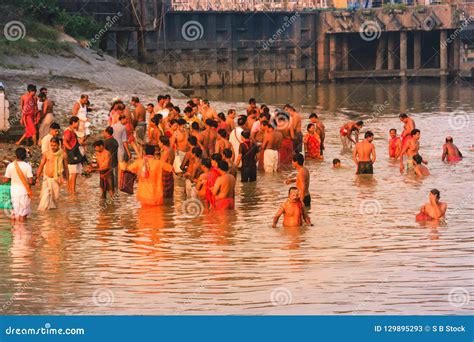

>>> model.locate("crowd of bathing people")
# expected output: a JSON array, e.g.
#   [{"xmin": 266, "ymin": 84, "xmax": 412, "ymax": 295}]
[{"xmin": 3, "ymin": 84, "xmax": 464, "ymax": 225}]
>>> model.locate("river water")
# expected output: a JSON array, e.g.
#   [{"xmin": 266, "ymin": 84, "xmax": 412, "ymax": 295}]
[{"xmin": 1, "ymin": 80, "xmax": 473, "ymax": 315}]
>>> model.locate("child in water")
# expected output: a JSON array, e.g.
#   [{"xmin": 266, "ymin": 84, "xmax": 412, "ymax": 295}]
[{"xmin": 413, "ymin": 154, "xmax": 430, "ymax": 177}]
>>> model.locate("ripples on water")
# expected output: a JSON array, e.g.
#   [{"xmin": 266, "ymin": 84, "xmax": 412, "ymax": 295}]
[{"xmin": 0, "ymin": 81, "xmax": 473, "ymax": 315}]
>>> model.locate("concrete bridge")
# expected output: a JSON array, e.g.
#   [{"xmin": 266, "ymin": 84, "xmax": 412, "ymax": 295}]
[{"xmin": 58, "ymin": 1, "xmax": 472, "ymax": 87}]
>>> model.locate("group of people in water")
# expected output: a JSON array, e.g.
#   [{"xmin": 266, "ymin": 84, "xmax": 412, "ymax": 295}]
[{"xmin": 3, "ymin": 84, "xmax": 465, "ymax": 225}]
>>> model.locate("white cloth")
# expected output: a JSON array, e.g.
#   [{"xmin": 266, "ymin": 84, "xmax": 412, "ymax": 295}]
[
  {"xmin": 68, "ymin": 163, "xmax": 82, "ymax": 174},
  {"xmin": 38, "ymin": 177, "xmax": 60, "ymax": 211},
  {"xmin": 112, "ymin": 122, "xmax": 128, "ymax": 163},
  {"xmin": 251, "ymin": 121, "xmax": 260, "ymax": 134},
  {"xmin": 229, "ymin": 127, "xmax": 243, "ymax": 166},
  {"xmin": 173, "ymin": 150, "xmax": 186, "ymax": 173},
  {"xmin": 264, "ymin": 149, "xmax": 279, "ymax": 173},
  {"xmin": 76, "ymin": 101, "xmax": 89, "ymax": 136},
  {"xmin": 5, "ymin": 162, "xmax": 33, "ymax": 218},
  {"xmin": 41, "ymin": 133, "xmax": 53, "ymax": 154}
]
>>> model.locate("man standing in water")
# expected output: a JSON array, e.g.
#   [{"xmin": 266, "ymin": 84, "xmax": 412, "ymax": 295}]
[
  {"xmin": 286, "ymin": 153, "xmax": 311, "ymax": 207},
  {"xmin": 262, "ymin": 123, "xmax": 282, "ymax": 173},
  {"xmin": 16, "ymin": 84, "xmax": 38, "ymax": 146},
  {"xmin": 173, "ymin": 118, "xmax": 189, "ymax": 174},
  {"xmin": 309, "ymin": 113, "xmax": 326, "ymax": 155},
  {"xmin": 103, "ymin": 126, "xmax": 119, "ymax": 191},
  {"xmin": 4, "ymin": 148, "xmax": 34, "ymax": 221},
  {"xmin": 89, "ymin": 140, "xmax": 114, "ymax": 199},
  {"xmin": 37, "ymin": 137, "xmax": 69, "ymax": 211},
  {"xmin": 131, "ymin": 97, "xmax": 147, "ymax": 153},
  {"xmin": 388, "ymin": 128, "xmax": 402, "ymax": 160},
  {"xmin": 272, "ymin": 187, "xmax": 312, "ymax": 228},
  {"xmin": 212, "ymin": 161, "xmax": 236, "ymax": 210},
  {"xmin": 235, "ymin": 131, "xmax": 259, "ymax": 183},
  {"xmin": 284, "ymin": 105, "xmax": 303, "ymax": 153},
  {"xmin": 400, "ymin": 129, "xmax": 425, "ymax": 174},
  {"xmin": 399, "ymin": 113, "xmax": 415, "ymax": 148},
  {"xmin": 63, "ymin": 116, "xmax": 82, "ymax": 193},
  {"xmin": 442, "ymin": 136, "xmax": 463, "ymax": 162},
  {"xmin": 339, "ymin": 120, "xmax": 363, "ymax": 150},
  {"xmin": 353, "ymin": 131, "xmax": 376, "ymax": 175}
]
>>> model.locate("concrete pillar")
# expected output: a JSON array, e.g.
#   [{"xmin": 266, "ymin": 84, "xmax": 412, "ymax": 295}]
[
  {"xmin": 387, "ymin": 33, "xmax": 395, "ymax": 71},
  {"xmin": 317, "ymin": 34, "xmax": 327, "ymax": 81},
  {"xmin": 453, "ymin": 37, "xmax": 460, "ymax": 72},
  {"xmin": 440, "ymin": 30, "xmax": 448, "ymax": 76},
  {"xmin": 440, "ymin": 78, "xmax": 447, "ymax": 112},
  {"xmin": 400, "ymin": 80, "xmax": 408, "ymax": 114},
  {"xmin": 413, "ymin": 31, "xmax": 421, "ymax": 71},
  {"xmin": 329, "ymin": 34, "xmax": 337, "ymax": 81},
  {"xmin": 375, "ymin": 34, "xmax": 386, "ymax": 71},
  {"xmin": 400, "ymin": 31, "xmax": 407, "ymax": 78},
  {"xmin": 342, "ymin": 35, "xmax": 349, "ymax": 72}
]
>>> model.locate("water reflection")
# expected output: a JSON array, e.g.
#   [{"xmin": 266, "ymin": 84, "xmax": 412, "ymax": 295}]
[{"xmin": 0, "ymin": 80, "xmax": 472, "ymax": 315}]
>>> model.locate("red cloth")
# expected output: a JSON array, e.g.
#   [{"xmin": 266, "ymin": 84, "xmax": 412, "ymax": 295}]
[
  {"xmin": 339, "ymin": 126, "xmax": 348, "ymax": 137},
  {"xmin": 63, "ymin": 128, "xmax": 78, "ymax": 148},
  {"xmin": 389, "ymin": 137, "xmax": 400, "ymax": 158},
  {"xmin": 22, "ymin": 94, "xmax": 37, "ymax": 138},
  {"xmin": 162, "ymin": 170, "xmax": 174, "ymax": 198},
  {"xmin": 205, "ymin": 168, "xmax": 220, "ymax": 208},
  {"xmin": 402, "ymin": 135, "xmax": 411, "ymax": 148},
  {"xmin": 305, "ymin": 134, "xmax": 320, "ymax": 159},
  {"xmin": 416, "ymin": 211, "xmax": 432, "ymax": 222},
  {"xmin": 214, "ymin": 198, "xmax": 235, "ymax": 210},
  {"xmin": 447, "ymin": 155, "xmax": 462, "ymax": 162},
  {"xmin": 279, "ymin": 138, "xmax": 294, "ymax": 164}
]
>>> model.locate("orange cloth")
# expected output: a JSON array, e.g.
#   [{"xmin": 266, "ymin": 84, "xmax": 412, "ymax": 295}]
[
  {"xmin": 127, "ymin": 158, "xmax": 173, "ymax": 206},
  {"xmin": 214, "ymin": 198, "xmax": 235, "ymax": 210}
]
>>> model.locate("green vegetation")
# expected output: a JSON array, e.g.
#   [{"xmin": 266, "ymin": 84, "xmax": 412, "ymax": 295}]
[
  {"xmin": 382, "ymin": 3, "xmax": 408, "ymax": 12},
  {"xmin": 0, "ymin": 0, "xmax": 103, "ymax": 58}
]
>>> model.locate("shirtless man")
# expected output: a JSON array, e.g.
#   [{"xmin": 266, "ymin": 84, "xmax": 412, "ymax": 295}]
[
  {"xmin": 272, "ymin": 187, "xmax": 312, "ymax": 228},
  {"xmin": 246, "ymin": 110, "xmax": 258, "ymax": 132},
  {"xmin": 353, "ymin": 131, "xmax": 376, "ymax": 175},
  {"xmin": 399, "ymin": 113, "xmax": 415, "ymax": 147},
  {"xmin": 388, "ymin": 128, "xmax": 402, "ymax": 160},
  {"xmin": 212, "ymin": 161, "xmax": 236, "ymax": 210},
  {"xmin": 247, "ymin": 98, "xmax": 260, "ymax": 116},
  {"xmin": 286, "ymin": 153, "xmax": 311, "ymax": 207},
  {"xmin": 413, "ymin": 154, "xmax": 430, "ymax": 177},
  {"xmin": 196, "ymin": 158, "xmax": 211, "ymax": 201},
  {"xmin": 309, "ymin": 113, "xmax": 326, "ymax": 155},
  {"xmin": 201, "ymin": 99, "xmax": 217, "ymax": 121},
  {"xmin": 400, "ymin": 129, "xmax": 425, "ymax": 174},
  {"xmin": 416, "ymin": 189, "xmax": 447, "ymax": 222},
  {"xmin": 184, "ymin": 147, "xmax": 203, "ymax": 198},
  {"xmin": 262, "ymin": 123, "xmax": 282, "ymax": 173},
  {"xmin": 173, "ymin": 118, "xmax": 188, "ymax": 173},
  {"xmin": 90, "ymin": 140, "xmax": 114, "ymax": 199},
  {"xmin": 131, "ymin": 97, "xmax": 147, "ymax": 150},
  {"xmin": 340, "ymin": 120, "xmax": 363, "ymax": 150},
  {"xmin": 190, "ymin": 122, "xmax": 206, "ymax": 154},
  {"xmin": 159, "ymin": 135, "xmax": 175, "ymax": 165},
  {"xmin": 202, "ymin": 119, "xmax": 217, "ymax": 157},
  {"xmin": 215, "ymin": 129, "xmax": 234, "ymax": 158},
  {"xmin": 442, "ymin": 136, "xmax": 463, "ymax": 162},
  {"xmin": 222, "ymin": 148, "xmax": 237, "ymax": 178},
  {"xmin": 277, "ymin": 111, "xmax": 295, "ymax": 164},
  {"xmin": 16, "ymin": 84, "xmax": 38, "ymax": 146},
  {"xmin": 36, "ymin": 137, "xmax": 69, "ymax": 210},
  {"xmin": 284, "ymin": 105, "xmax": 303, "ymax": 153},
  {"xmin": 180, "ymin": 136, "xmax": 199, "ymax": 175},
  {"xmin": 226, "ymin": 109, "xmax": 236, "ymax": 133}
]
